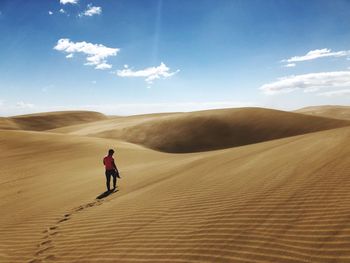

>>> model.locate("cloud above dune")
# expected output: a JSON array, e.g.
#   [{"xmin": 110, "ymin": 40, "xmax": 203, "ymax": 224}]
[
  {"xmin": 282, "ymin": 48, "xmax": 350, "ymax": 67},
  {"xmin": 318, "ymin": 89, "xmax": 350, "ymax": 97},
  {"xmin": 117, "ymin": 63, "xmax": 179, "ymax": 84},
  {"xmin": 260, "ymin": 71, "xmax": 350, "ymax": 95},
  {"xmin": 80, "ymin": 4, "xmax": 102, "ymax": 17},
  {"xmin": 54, "ymin": 38, "xmax": 119, "ymax": 70},
  {"xmin": 60, "ymin": 0, "xmax": 78, "ymax": 4},
  {"xmin": 16, "ymin": 101, "xmax": 34, "ymax": 108}
]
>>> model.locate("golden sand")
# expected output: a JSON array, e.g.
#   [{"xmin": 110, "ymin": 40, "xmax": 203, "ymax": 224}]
[{"xmin": 1, "ymin": 107, "xmax": 350, "ymax": 263}]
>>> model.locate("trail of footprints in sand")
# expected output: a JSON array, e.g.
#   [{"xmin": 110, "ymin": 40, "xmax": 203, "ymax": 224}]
[{"xmin": 28, "ymin": 194, "xmax": 112, "ymax": 263}]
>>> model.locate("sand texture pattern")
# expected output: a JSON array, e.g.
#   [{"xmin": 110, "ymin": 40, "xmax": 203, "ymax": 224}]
[{"xmin": 1, "ymin": 107, "xmax": 350, "ymax": 263}]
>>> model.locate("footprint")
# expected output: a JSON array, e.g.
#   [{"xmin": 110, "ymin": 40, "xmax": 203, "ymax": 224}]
[
  {"xmin": 44, "ymin": 255, "xmax": 56, "ymax": 260},
  {"xmin": 85, "ymin": 202, "xmax": 95, "ymax": 208},
  {"xmin": 49, "ymin": 226, "xmax": 57, "ymax": 230},
  {"xmin": 40, "ymin": 240, "xmax": 52, "ymax": 246},
  {"xmin": 35, "ymin": 246, "xmax": 53, "ymax": 256},
  {"xmin": 58, "ymin": 218, "xmax": 69, "ymax": 223},
  {"xmin": 75, "ymin": 206, "xmax": 84, "ymax": 212},
  {"xmin": 28, "ymin": 259, "xmax": 42, "ymax": 263}
]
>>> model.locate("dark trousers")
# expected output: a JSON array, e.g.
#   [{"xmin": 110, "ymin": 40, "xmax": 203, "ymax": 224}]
[{"xmin": 105, "ymin": 170, "xmax": 117, "ymax": 191}]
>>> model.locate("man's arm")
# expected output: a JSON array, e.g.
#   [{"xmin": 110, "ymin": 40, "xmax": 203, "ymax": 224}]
[
  {"xmin": 112, "ymin": 160, "xmax": 120, "ymax": 178},
  {"xmin": 112, "ymin": 160, "xmax": 118, "ymax": 172}
]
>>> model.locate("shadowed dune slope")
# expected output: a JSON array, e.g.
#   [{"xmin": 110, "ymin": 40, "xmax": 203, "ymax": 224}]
[
  {"xmin": 0, "ymin": 117, "xmax": 21, "ymax": 130},
  {"xmin": 1, "ymin": 126, "xmax": 350, "ymax": 263},
  {"xmin": 5, "ymin": 111, "xmax": 108, "ymax": 131},
  {"xmin": 52, "ymin": 107, "xmax": 349, "ymax": 153},
  {"xmin": 295, "ymin": 105, "xmax": 350, "ymax": 120}
]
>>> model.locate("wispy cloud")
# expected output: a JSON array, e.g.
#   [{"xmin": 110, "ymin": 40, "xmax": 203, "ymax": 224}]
[
  {"xmin": 54, "ymin": 38, "xmax": 119, "ymax": 70},
  {"xmin": 80, "ymin": 4, "xmax": 102, "ymax": 17},
  {"xmin": 48, "ymin": 11, "xmax": 53, "ymax": 15},
  {"xmin": 282, "ymin": 48, "xmax": 350, "ymax": 66},
  {"xmin": 60, "ymin": 0, "xmax": 78, "ymax": 4},
  {"xmin": 117, "ymin": 63, "xmax": 179, "ymax": 84},
  {"xmin": 260, "ymin": 71, "xmax": 350, "ymax": 95},
  {"xmin": 318, "ymin": 89, "xmax": 350, "ymax": 97},
  {"xmin": 283, "ymin": 63, "xmax": 296, "ymax": 68},
  {"xmin": 59, "ymin": 8, "xmax": 66, "ymax": 14},
  {"xmin": 16, "ymin": 101, "xmax": 34, "ymax": 108}
]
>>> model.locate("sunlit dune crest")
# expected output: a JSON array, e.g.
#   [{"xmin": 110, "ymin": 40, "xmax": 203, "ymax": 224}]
[
  {"xmin": 1, "ymin": 111, "xmax": 107, "ymax": 131},
  {"xmin": 295, "ymin": 105, "xmax": 350, "ymax": 120},
  {"xmin": 51, "ymin": 107, "xmax": 349, "ymax": 153}
]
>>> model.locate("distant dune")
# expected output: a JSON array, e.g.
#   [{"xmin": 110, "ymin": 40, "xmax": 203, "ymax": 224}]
[
  {"xmin": 295, "ymin": 105, "xmax": 350, "ymax": 120},
  {"xmin": 0, "ymin": 117, "xmax": 21, "ymax": 130},
  {"xmin": 3, "ymin": 111, "xmax": 107, "ymax": 131},
  {"xmin": 51, "ymin": 107, "xmax": 350, "ymax": 153},
  {"xmin": 1, "ymin": 123, "xmax": 350, "ymax": 262}
]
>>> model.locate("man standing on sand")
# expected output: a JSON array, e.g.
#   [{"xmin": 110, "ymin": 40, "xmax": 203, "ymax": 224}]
[{"xmin": 103, "ymin": 149, "xmax": 120, "ymax": 191}]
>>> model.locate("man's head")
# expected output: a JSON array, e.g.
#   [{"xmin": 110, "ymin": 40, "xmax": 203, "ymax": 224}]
[{"xmin": 108, "ymin": 149, "xmax": 115, "ymax": 156}]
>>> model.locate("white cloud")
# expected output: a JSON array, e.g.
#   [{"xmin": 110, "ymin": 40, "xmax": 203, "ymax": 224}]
[
  {"xmin": 16, "ymin": 101, "xmax": 34, "ymax": 108},
  {"xmin": 95, "ymin": 63, "xmax": 112, "ymax": 70},
  {"xmin": 59, "ymin": 8, "xmax": 66, "ymax": 14},
  {"xmin": 60, "ymin": 0, "xmax": 78, "ymax": 4},
  {"xmin": 318, "ymin": 89, "xmax": 350, "ymax": 97},
  {"xmin": 260, "ymin": 71, "xmax": 350, "ymax": 95},
  {"xmin": 48, "ymin": 11, "xmax": 53, "ymax": 15},
  {"xmin": 283, "ymin": 63, "xmax": 296, "ymax": 68},
  {"xmin": 80, "ymin": 4, "xmax": 102, "ymax": 17},
  {"xmin": 117, "ymin": 62, "xmax": 179, "ymax": 84},
  {"xmin": 66, "ymin": 53, "xmax": 73, "ymax": 58},
  {"xmin": 54, "ymin": 38, "xmax": 119, "ymax": 70},
  {"xmin": 283, "ymin": 48, "xmax": 350, "ymax": 64}
]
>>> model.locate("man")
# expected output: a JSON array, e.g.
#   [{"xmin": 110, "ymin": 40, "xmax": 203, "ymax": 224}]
[{"xmin": 103, "ymin": 149, "xmax": 120, "ymax": 191}]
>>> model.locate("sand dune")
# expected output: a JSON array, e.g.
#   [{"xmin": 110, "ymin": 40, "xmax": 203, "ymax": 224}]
[
  {"xmin": 1, "ymin": 107, "xmax": 350, "ymax": 263},
  {"xmin": 2, "ymin": 111, "xmax": 107, "ymax": 131},
  {"xmin": 0, "ymin": 117, "xmax": 21, "ymax": 130},
  {"xmin": 0, "ymin": 127, "xmax": 350, "ymax": 262},
  {"xmin": 52, "ymin": 107, "xmax": 349, "ymax": 153},
  {"xmin": 295, "ymin": 105, "xmax": 350, "ymax": 120}
]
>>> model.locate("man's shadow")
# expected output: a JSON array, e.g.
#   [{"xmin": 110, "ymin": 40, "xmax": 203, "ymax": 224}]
[{"xmin": 96, "ymin": 189, "xmax": 118, "ymax": 200}]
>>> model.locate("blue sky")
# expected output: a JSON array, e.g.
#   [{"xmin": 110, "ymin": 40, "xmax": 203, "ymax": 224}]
[{"xmin": 1, "ymin": 0, "xmax": 350, "ymax": 116}]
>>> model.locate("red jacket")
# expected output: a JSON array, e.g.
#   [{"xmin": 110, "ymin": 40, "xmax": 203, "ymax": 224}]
[{"xmin": 103, "ymin": 155, "xmax": 116, "ymax": 170}]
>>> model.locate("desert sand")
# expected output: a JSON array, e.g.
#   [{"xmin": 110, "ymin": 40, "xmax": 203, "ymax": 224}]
[
  {"xmin": 1, "ymin": 106, "xmax": 350, "ymax": 263},
  {"xmin": 295, "ymin": 105, "xmax": 350, "ymax": 121}
]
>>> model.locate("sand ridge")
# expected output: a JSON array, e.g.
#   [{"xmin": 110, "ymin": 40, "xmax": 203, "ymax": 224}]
[
  {"xmin": 1, "ymin": 111, "xmax": 107, "ymax": 131},
  {"xmin": 51, "ymin": 107, "xmax": 349, "ymax": 153},
  {"xmin": 295, "ymin": 105, "xmax": 350, "ymax": 120},
  {"xmin": 1, "ymin": 107, "xmax": 350, "ymax": 262}
]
